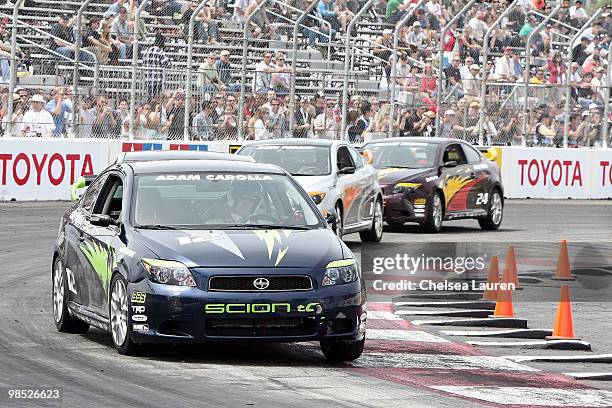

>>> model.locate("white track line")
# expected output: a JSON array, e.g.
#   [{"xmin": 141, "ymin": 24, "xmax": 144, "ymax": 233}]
[
  {"xmin": 367, "ymin": 311, "xmax": 402, "ymax": 321},
  {"xmin": 351, "ymin": 353, "xmax": 537, "ymax": 371},
  {"xmin": 367, "ymin": 329, "xmax": 449, "ymax": 343},
  {"xmin": 430, "ymin": 386, "xmax": 612, "ymax": 407}
]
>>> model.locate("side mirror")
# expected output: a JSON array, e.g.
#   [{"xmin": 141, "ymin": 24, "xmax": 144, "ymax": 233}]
[
  {"xmin": 325, "ymin": 208, "xmax": 337, "ymax": 225},
  {"xmin": 90, "ymin": 214, "xmax": 119, "ymax": 227},
  {"xmin": 441, "ymin": 160, "xmax": 458, "ymax": 168},
  {"xmin": 338, "ymin": 166, "xmax": 356, "ymax": 175}
]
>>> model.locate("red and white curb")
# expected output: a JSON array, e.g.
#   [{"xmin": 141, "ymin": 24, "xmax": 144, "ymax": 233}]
[{"xmin": 359, "ymin": 302, "xmax": 612, "ymax": 407}]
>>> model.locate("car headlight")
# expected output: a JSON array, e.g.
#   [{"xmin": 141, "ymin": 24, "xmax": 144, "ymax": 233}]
[
  {"xmin": 392, "ymin": 182, "xmax": 421, "ymax": 194},
  {"xmin": 322, "ymin": 259, "xmax": 359, "ymax": 286},
  {"xmin": 142, "ymin": 258, "xmax": 196, "ymax": 287},
  {"xmin": 309, "ymin": 191, "xmax": 326, "ymax": 205}
]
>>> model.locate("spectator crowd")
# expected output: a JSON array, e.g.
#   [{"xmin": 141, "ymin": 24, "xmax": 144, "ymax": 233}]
[{"xmin": 0, "ymin": 0, "xmax": 609, "ymax": 147}]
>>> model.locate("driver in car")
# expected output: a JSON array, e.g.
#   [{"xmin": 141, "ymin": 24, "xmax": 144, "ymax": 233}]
[{"xmin": 207, "ymin": 180, "xmax": 265, "ymax": 224}]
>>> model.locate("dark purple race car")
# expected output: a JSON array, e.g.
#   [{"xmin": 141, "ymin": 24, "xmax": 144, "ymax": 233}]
[{"xmin": 361, "ymin": 138, "xmax": 503, "ymax": 233}]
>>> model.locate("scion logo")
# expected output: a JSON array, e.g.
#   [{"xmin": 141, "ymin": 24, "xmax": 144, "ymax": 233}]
[{"xmin": 253, "ymin": 277, "xmax": 270, "ymax": 290}]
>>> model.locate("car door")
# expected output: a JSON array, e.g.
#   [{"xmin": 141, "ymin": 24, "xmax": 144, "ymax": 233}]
[
  {"xmin": 66, "ymin": 174, "xmax": 108, "ymax": 308},
  {"xmin": 78, "ymin": 173, "xmax": 124, "ymax": 317},
  {"xmin": 336, "ymin": 145, "xmax": 361, "ymax": 227},
  {"xmin": 460, "ymin": 143, "xmax": 489, "ymax": 213},
  {"xmin": 440, "ymin": 143, "xmax": 476, "ymax": 215},
  {"xmin": 348, "ymin": 145, "xmax": 376, "ymax": 227}
]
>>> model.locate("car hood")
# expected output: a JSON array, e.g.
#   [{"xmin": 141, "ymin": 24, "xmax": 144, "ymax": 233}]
[
  {"xmin": 292, "ymin": 175, "xmax": 332, "ymax": 193},
  {"xmin": 134, "ymin": 228, "xmax": 344, "ymax": 268},
  {"xmin": 375, "ymin": 167, "xmax": 434, "ymax": 185}
]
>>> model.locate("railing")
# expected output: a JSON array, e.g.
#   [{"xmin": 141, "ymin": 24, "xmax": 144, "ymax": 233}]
[{"xmin": 1, "ymin": 0, "xmax": 610, "ymax": 148}]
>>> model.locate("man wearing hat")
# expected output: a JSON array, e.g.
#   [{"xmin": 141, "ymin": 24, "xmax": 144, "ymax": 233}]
[{"xmin": 20, "ymin": 95, "xmax": 56, "ymax": 138}]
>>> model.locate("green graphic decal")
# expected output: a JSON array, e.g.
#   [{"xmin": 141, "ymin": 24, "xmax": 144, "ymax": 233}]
[
  {"xmin": 252, "ymin": 230, "xmax": 292, "ymax": 266},
  {"xmin": 80, "ymin": 241, "xmax": 115, "ymax": 289},
  {"xmin": 204, "ymin": 302, "xmax": 320, "ymax": 314}
]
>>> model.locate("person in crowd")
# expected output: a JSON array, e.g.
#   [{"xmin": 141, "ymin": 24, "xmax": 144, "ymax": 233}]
[
  {"xmin": 333, "ymin": 0, "xmax": 355, "ymax": 34},
  {"xmin": 314, "ymin": 98, "xmax": 338, "ymax": 139},
  {"xmin": 197, "ymin": 52, "xmax": 223, "ymax": 93},
  {"xmin": 144, "ymin": 33, "xmax": 171, "ymax": 99},
  {"xmin": 91, "ymin": 95, "xmax": 118, "ymax": 138},
  {"xmin": 293, "ymin": 95, "xmax": 313, "ymax": 138},
  {"xmin": 216, "ymin": 50, "xmax": 240, "ymax": 92},
  {"xmin": 569, "ymin": 0, "xmax": 589, "ymax": 27},
  {"xmin": 110, "ymin": 6, "xmax": 132, "ymax": 61},
  {"xmin": 270, "ymin": 52, "xmax": 291, "ymax": 96},
  {"xmin": 50, "ymin": 14, "xmax": 94, "ymax": 62},
  {"xmin": 266, "ymin": 97, "xmax": 288, "ymax": 138},
  {"xmin": 254, "ymin": 52, "xmax": 275, "ymax": 93},
  {"xmin": 251, "ymin": 106, "xmax": 270, "ymax": 140},
  {"xmin": 534, "ymin": 112, "xmax": 556, "ymax": 146},
  {"xmin": 20, "ymin": 94, "xmax": 55, "ymax": 137},
  {"xmin": 217, "ymin": 106, "xmax": 238, "ymax": 139},
  {"xmin": 318, "ymin": 0, "xmax": 340, "ymax": 32},
  {"xmin": 192, "ymin": 101, "xmax": 215, "ymax": 141},
  {"xmin": 114, "ymin": 99, "xmax": 130, "ymax": 137},
  {"xmin": 443, "ymin": 54, "xmax": 464, "ymax": 99},
  {"xmin": 45, "ymin": 87, "xmax": 71, "ymax": 137},
  {"xmin": 165, "ymin": 89, "xmax": 187, "ymax": 139}
]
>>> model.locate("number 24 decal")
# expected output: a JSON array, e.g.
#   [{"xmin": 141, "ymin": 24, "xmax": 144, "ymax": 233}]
[{"xmin": 476, "ymin": 193, "xmax": 489, "ymax": 205}]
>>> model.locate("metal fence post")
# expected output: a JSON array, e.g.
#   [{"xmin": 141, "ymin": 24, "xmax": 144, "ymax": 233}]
[
  {"xmin": 6, "ymin": 0, "xmax": 25, "ymax": 138},
  {"xmin": 479, "ymin": 0, "xmax": 519, "ymax": 146},
  {"xmin": 521, "ymin": 4, "xmax": 560, "ymax": 147},
  {"xmin": 389, "ymin": 0, "xmax": 426, "ymax": 138},
  {"xmin": 288, "ymin": 0, "xmax": 317, "ymax": 135},
  {"xmin": 562, "ymin": 8, "xmax": 603, "ymax": 148},
  {"xmin": 184, "ymin": 1, "xmax": 210, "ymax": 141},
  {"xmin": 129, "ymin": 0, "xmax": 150, "ymax": 140},
  {"xmin": 433, "ymin": 0, "xmax": 477, "ymax": 138},
  {"xmin": 238, "ymin": 0, "xmax": 269, "ymax": 140},
  {"xmin": 340, "ymin": 0, "xmax": 375, "ymax": 139},
  {"xmin": 72, "ymin": 0, "xmax": 93, "ymax": 139},
  {"xmin": 603, "ymin": 43, "xmax": 611, "ymax": 149}
]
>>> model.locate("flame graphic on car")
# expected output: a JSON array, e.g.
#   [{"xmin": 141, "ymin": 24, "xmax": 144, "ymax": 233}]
[{"xmin": 443, "ymin": 176, "xmax": 472, "ymax": 206}]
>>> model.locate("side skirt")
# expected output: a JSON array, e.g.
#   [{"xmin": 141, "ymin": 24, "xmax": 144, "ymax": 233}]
[{"xmin": 68, "ymin": 301, "xmax": 111, "ymax": 332}]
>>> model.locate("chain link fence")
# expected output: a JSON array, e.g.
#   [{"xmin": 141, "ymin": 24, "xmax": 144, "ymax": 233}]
[{"xmin": 0, "ymin": 0, "xmax": 610, "ymax": 148}]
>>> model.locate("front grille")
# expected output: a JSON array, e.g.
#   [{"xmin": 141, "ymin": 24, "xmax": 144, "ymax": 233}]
[
  {"xmin": 208, "ymin": 275, "xmax": 313, "ymax": 292},
  {"xmin": 205, "ymin": 317, "xmax": 318, "ymax": 337}
]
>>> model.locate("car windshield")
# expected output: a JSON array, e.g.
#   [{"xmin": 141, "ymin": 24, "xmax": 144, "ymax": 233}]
[
  {"xmin": 366, "ymin": 142, "xmax": 437, "ymax": 169},
  {"xmin": 239, "ymin": 145, "xmax": 331, "ymax": 176},
  {"xmin": 133, "ymin": 173, "xmax": 323, "ymax": 229}
]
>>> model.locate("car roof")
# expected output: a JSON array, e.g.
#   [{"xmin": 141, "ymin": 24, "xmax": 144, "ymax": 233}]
[
  {"xmin": 126, "ymin": 159, "xmax": 286, "ymax": 175},
  {"xmin": 363, "ymin": 137, "xmax": 449, "ymax": 145},
  {"xmin": 117, "ymin": 150, "xmax": 254, "ymax": 163},
  {"xmin": 240, "ymin": 138, "xmax": 344, "ymax": 147}
]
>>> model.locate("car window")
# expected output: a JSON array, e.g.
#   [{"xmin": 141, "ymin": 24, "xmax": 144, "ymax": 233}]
[
  {"xmin": 348, "ymin": 146, "xmax": 364, "ymax": 169},
  {"xmin": 443, "ymin": 144, "xmax": 468, "ymax": 165},
  {"xmin": 238, "ymin": 145, "xmax": 331, "ymax": 176},
  {"xmin": 94, "ymin": 175, "xmax": 124, "ymax": 221},
  {"xmin": 462, "ymin": 144, "xmax": 482, "ymax": 164},
  {"xmin": 80, "ymin": 175, "xmax": 107, "ymax": 213},
  {"xmin": 337, "ymin": 146, "xmax": 355, "ymax": 171}
]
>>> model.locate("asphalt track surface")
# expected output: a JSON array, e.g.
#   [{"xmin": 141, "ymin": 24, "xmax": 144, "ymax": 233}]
[{"xmin": 1, "ymin": 200, "xmax": 611, "ymax": 408}]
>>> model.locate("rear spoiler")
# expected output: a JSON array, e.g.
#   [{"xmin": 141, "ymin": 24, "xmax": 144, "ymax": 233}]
[{"xmin": 70, "ymin": 174, "xmax": 97, "ymax": 201}]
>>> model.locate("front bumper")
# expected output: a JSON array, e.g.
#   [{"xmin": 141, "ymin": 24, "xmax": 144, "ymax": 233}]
[
  {"xmin": 382, "ymin": 191, "xmax": 429, "ymax": 224},
  {"xmin": 127, "ymin": 278, "xmax": 366, "ymax": 344}
]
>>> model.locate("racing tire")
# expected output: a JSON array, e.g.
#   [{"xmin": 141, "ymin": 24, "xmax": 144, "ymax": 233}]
[
  {"xmin": 360, "ymin": 199, "xmax": 383, "ymax": 243},
  {"xmin": 320, "ymin": 338, "xmax": 365, "ymax": 362},
  {"xmin": 422, "ymin": 191, "xmax": 444, "ymax": 233},
  {"xmin": 333, "ymin": 203, "xmax": 343, "ymax": 240},
  {"xmin": 478, "ymin": 189, "xmax": 504, "ymax": 231},
  {"xmin": 109, "ymin": 274, "xmax": 138, "ymax": 355},
  {"xmin": 53, "ymin": 257, "xmax": 90, "ymax": 333}
]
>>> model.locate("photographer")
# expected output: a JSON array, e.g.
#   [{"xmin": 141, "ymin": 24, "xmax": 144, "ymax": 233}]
[{"xmin": 91, "ymin": 95, "xmax": 118, "ymax": 138}]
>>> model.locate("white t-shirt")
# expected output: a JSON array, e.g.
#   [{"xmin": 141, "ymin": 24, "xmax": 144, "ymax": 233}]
[
  {"xmin": 569, "ymin": 6, "xmax": 588, "ymax": 20},
  {"xmin": 20, "ymin": 109, "xmax": 55, "ymax": 137},
  {"xmin": 425, "ymin": 1, "xmax": 442, "ymax": 17}
]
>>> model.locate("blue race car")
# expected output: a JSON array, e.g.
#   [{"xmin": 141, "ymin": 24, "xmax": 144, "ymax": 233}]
[{"xmin": 53, "ymin": 159, "xmax": 366, "ymax": 360}]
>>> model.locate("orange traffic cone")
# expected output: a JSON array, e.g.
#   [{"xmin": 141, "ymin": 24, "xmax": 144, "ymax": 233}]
[
  {"xmin": 503, "ymin": 246, "xmax": 519, "ymax": 286},
  {"xmin": 482, "ymin": 256, "xmax": 500, "ymax": 301},
  {"xmin": 491, "ymin": 271, "xmax": 514, "ymax": 318},
  {"xmin": 551, "ymin": 240, "xmax": 576, "ymax": 281},
  {"xmin": 546, "ymin": 285, "xmax": 578, "ymax": 340}
]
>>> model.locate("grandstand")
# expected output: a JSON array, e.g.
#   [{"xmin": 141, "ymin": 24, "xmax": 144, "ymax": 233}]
[{"xmin": 0, "ymin": 0, "xmax": 610, "ymax": 147}]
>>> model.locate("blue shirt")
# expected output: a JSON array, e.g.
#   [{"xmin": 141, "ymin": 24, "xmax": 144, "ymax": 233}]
[
  {"xmin": 45, "ymin": 100, "xmax": 72, "ymax": 137},
  {"xmin": 317, "ymin": 1, "xmax": 335, "ymax": 19}
]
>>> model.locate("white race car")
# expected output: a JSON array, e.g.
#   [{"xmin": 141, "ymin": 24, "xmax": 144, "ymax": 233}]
[{"xmin": 237, "ymin": 139, "xmax": 383, "ymax": 243}]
